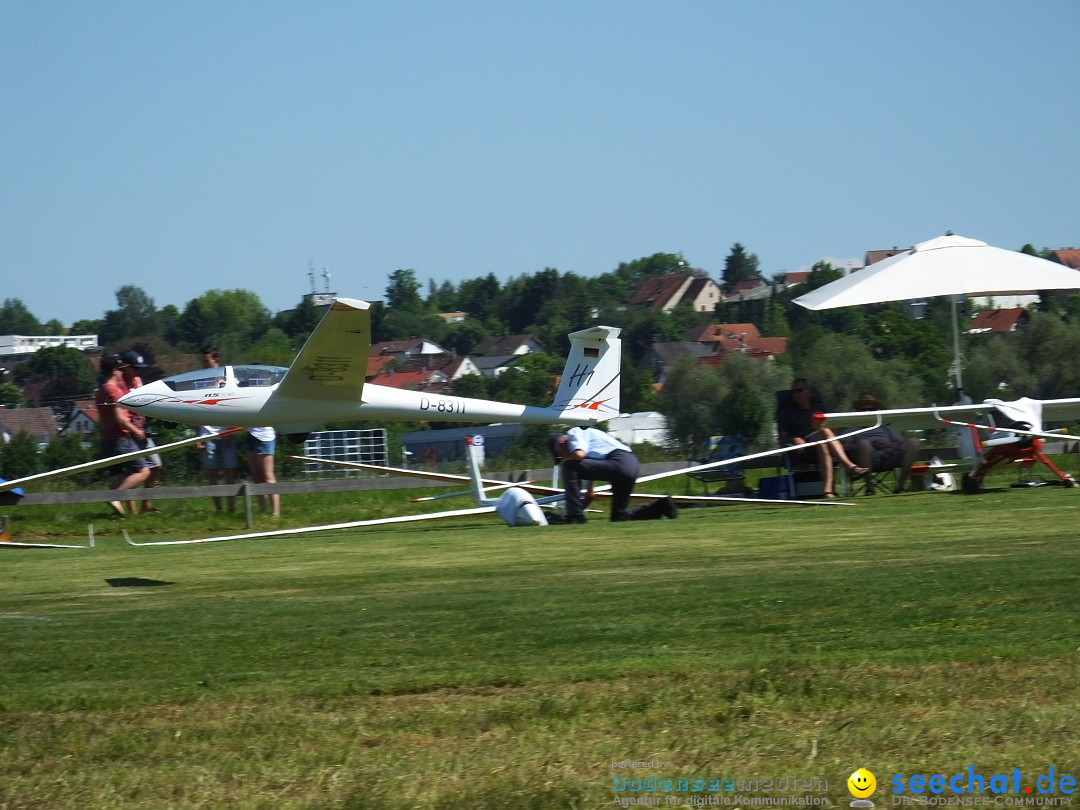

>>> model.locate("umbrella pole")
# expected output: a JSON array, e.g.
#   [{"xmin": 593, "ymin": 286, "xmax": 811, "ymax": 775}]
[{"xmin": 951, "ymin": 295, "xmax": 964, "ymax": 391}]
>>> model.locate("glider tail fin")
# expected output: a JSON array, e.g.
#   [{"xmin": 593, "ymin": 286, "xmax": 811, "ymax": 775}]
[
  {"xmin": 550, "ymin": 326, "xmax": 622, "ymax": 422},
  {"xmin": 464, "ymin": 436, "xmax": 492, "ymax": 507}
]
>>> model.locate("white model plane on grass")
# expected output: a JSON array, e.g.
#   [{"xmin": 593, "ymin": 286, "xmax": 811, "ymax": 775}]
[{"xmin": 118, "ymin": 297, "xmax": 622, "ymax": 438}]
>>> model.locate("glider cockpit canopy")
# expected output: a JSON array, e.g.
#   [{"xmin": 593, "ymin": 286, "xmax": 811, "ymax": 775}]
[{"xmin": 160, "ymin": 365, "xmax": 288, "ymax": 392}]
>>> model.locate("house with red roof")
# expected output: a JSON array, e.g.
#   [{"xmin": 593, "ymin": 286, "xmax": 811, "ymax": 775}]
[
  {"xmin": 62, "ymin": 400, "xmax": 100, "ymax": 439},
  {"xmin": 684, "ymin": 323, "xmax": 788, "ymax": 360},
  {"xmin": 864, "ymin": 248, "xmax": 906, "ymax": 266},
  {"xmin": 368, "ymin": 369, "xmax": 449, "ymax": 392},
  {"xmin": 968, "ymin": 308, "xmax": 1030, "ymax": 335},
  {"xmin": 369, "ymin": 338, "xmax": 450, "ymax": 362},
  {"xmin": 1051, "ymin": 249, "xmax": 1080, "ymax": 271},
  {"xmin": 366, "ymin": 355, "xmax": 396, "ymax": 380},
  {"xmin": 781, "ymin": 271, "xmax": 811, "ymax": 288}
]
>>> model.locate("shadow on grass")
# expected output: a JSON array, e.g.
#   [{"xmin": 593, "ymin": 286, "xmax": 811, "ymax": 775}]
[{"xmin": 105, "ymin": 577, "xmax": 175, "ymax": 587}]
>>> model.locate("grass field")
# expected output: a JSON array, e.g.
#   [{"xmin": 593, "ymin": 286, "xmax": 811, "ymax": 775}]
[{"xmin": 2, "ymin": 470, "xmax": 1079, "ymax": 809}]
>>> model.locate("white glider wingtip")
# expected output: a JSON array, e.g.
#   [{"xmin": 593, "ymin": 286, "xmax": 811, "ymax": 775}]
[
  {"xmin": 329, "ymin": 297, "xmax": 371, "ymax": 310},
  {"xmin": 0, "ymin": 430, "xmax": 241, "ymax": 494}
]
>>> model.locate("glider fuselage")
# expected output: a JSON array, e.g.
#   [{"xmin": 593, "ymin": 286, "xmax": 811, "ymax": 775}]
[
  {"xmin": 119, "ymin": 297, "xmax": 622, "ymax": 434},
  {"xmin": 120, "ymin": 366, "xmax": 592, "ymax": 434}
]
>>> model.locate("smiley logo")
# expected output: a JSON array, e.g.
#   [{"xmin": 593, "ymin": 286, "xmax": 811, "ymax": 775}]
[{"xmin": 848, "ymin": 768, "xmax": 876, "ymax": 799}]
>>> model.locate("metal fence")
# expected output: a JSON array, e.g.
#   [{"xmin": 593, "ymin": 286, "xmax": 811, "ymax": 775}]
[{"xmin": 300, "ymin": 428, "xmax": 388, "ymax": 475}]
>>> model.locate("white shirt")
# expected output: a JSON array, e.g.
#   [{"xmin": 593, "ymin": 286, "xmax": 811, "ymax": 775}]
[
  {"xmin": 247, "ymin": 426, "xmax": 276, "ymax": 442},
  {"xmin": 566, "ymin": 427, "xmax": 630, "ymax": 459}
]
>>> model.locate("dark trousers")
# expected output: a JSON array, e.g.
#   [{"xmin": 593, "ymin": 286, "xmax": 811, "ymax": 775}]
[{"xmin": 562, "ymin": 449, "xmax": 664, "ymax": 521}]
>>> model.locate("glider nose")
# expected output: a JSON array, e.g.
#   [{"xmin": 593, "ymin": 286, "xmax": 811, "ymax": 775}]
[
  {"xmin": 118, "ymin": 379, "xmax": 173, "ymax": 409},
  {"xmin": 517, "ymin": 502, "xmax": 549, "ymax": 526}
]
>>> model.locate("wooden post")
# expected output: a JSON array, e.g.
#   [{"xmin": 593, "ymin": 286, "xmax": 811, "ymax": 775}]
[{"xmin": 241, "ymin": 483, "xmax": 253, "ymax": 528}]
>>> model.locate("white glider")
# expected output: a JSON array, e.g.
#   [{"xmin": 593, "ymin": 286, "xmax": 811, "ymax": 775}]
[
  {"xmin": 123, "ymin": 436, "xmax": 557, "ymax": 545},
  {"xmin": 0, "ymin": 516, "xmax": 96, "ymax": 549},
  {"xmin": 123, "ymin": 432, "xmax": 862, "ymax": 546},
  {"xmin": 295, "ymin": 424, "xmax": 881, "ymax": 508},
  {"xmin": 118, "ymin": 298, "xmax": 622, "ymax": 437}
]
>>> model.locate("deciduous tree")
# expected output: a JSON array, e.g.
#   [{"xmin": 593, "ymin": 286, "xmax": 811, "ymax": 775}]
[
  {"xmin": 0, "ymin": 298, "xmax": 43, "ymax": 334},
  {"xmin": 658, "ymin": 354, "xmax": 724, "ymax": 456},
  {"xmin": 11, "ymin": 345, "xmax": 97, "ymax": 403},
  {"xmin": 717, "ymin": 378, "xmax": 766, "ymax": 443},
  {"xmin": 0, "ymin": 381, "xmax": 24, "ymax": 408},
  {"xmin": 177, "ymin": 290, "xmax": 271, "ymax": 356},
  {"xmin": 0, "ymin": 431, "xmax": 39, "ymax": 479},
  {"xmin": 99, "ymin": 285, "xmax": 161, "ymax": 344},
  {"xmin": 41, "ymin": 433, "xmax": 94, "ymax": 485}
]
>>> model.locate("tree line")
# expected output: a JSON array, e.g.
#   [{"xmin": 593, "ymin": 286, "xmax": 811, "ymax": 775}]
[{"xmin": 3, "ymin": 242, "xmax": 1080, "ymax": 467}]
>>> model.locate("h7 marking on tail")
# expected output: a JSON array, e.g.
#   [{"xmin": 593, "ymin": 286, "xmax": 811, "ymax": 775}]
[{"xmin": 567, "ymin": 364, "xmax": 593, "ymax": 389}]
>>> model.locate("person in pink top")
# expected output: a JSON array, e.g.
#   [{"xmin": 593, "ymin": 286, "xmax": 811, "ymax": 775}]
[
  {"xmin": 116, "ymin": 350, "xmax": 162, "ymax": 513},
  {"xmin": 95, "ymin": 355, "xmax": 151, "ymax": 517}
]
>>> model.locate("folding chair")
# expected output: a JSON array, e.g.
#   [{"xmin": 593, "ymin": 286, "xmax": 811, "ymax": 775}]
[
  {"xmin": 775, "ymin": 388, "xmax": 826, "ymax": 498},
  {"xmin": 838, "ymin": 436, "xmax": 919, "ymax": 495},
  {"xmin": 840, "ymin": 464, "xmax": 896, "ymax": 496},
  {"xmin": 686, "ymin": 436, "xmax": 746, "ymax": 495}
]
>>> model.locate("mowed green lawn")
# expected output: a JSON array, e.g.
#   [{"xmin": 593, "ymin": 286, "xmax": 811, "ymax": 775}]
[{"xmin": 2, "ymin": 479, "xmax": 1079, "ymax": 809}]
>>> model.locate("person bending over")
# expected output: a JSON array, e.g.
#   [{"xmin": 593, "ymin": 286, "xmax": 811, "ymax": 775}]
[{"xmin": 548, "ymin": 427, "xmax": 677, "ymax": 524}]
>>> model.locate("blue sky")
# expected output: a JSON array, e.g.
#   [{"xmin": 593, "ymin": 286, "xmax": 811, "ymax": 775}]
[{"xmin": 2, "ymin": 1, "xmax": 1077, "ymax": 326}]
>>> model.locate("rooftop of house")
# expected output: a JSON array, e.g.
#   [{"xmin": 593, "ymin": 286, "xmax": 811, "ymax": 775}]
[
  {"xmin": 685, "ymin": 323, "xmax": 762, "ymax": 344},
  {"xmin": 865, "ymin": 248, "xmax": 907, "ymax": 266},
  {"xmin": 0, "ymin": 406, "xmax": 60, "ymax": 441},
  {"xmin": 968, "ymin": 307, "xmax": 1029, "ymax": 334},
  {"xmin": 629, "ymin": 273, "xmax": 691, "ymax": 308},
  {"xmin": 684, "ymin": 323, "xmax": 788, "ymax": 357},
  {"xmin": 368, "ymin": 369, "xmax": 448, "ymax": 390},
  {"xmin": 71, "ymin": 399, "xmax": 100, "ymax": 423},
  {"xmin": 1052, "ymin": 249, "xmax": 1080, "ymax": 271},
  {"xmin": 473, "ymin": 334, "xmax": 543, "ymax": 355},
  {"xmin": 470, "ymin": 354, "xmax": 520, "ymax": 371}
]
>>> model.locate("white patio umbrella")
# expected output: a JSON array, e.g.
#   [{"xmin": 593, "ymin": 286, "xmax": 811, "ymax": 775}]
[{"xmin": 793, "ymin": 233, "xmax": 1080, "ymax": 389}]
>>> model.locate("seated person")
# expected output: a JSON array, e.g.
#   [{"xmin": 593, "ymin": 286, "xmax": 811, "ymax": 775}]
[
  {"xmin": 776, "ymin": 378, "xmax": 867, "ymax": 498},
  {"xmin": 841, "ymin": 394, "xmax": 919, "ymax": 494}
]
